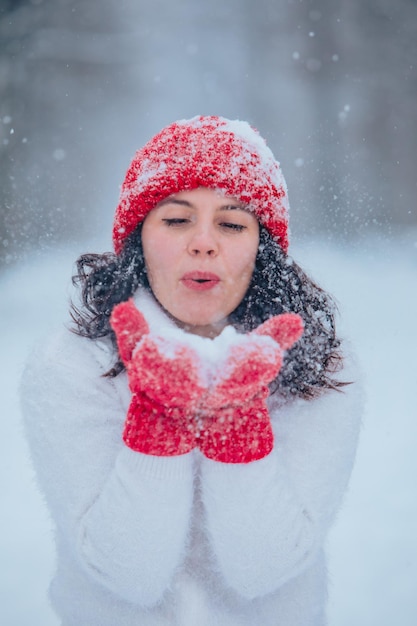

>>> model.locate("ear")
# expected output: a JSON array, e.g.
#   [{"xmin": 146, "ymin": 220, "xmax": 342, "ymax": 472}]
[
  {"xmin": 253, "ymin": 313, "xmax": 304, "ymax": 351},
  {"xmin": 110, "ymin": 299, "xmax": 149, "ymax": 363}
]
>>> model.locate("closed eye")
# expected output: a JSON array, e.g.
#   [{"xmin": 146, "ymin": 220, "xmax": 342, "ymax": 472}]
[
  {"xmin": 162, "ymin": 218, "xmax": 190, "ymax": 226},
  {"xmin": 220, "ymin": 222, "xmax": 246, "ymax": 232}
]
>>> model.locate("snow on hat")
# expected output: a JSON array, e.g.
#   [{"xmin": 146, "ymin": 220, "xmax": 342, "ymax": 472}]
[{"xmin": 113, "ymin": 115, "xmax": 290, "ymax": 253}]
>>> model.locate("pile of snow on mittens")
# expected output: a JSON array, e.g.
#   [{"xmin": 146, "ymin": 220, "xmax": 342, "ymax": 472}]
[{"xmin": 110, "ymin": 300, "xmax": 303, "ymax": 464}]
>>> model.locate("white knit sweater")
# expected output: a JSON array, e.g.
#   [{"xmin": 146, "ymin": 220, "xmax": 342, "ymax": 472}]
[{"xmin": 20, "ymin": 291, "xmax": 363, "ymax": 626}]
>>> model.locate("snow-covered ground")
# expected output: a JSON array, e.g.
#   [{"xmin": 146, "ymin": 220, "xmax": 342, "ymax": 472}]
[{"xmin": 1, "ymin": 232, "xmax": 416, "ymax": 626}]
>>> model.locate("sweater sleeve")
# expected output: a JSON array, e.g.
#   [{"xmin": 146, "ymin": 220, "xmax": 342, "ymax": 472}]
[
  {"xmin": 200, "ymin": 349, "xmax": 363, "ymax": 600},
  {"xmin": 20, "ymin": 328, "xmax": 194, "ymax": 607}
]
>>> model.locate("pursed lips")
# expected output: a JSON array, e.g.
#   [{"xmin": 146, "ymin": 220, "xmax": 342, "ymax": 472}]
[{"xmin": 180, "ymin": 271, "xmax": 221, "ymax": 291}]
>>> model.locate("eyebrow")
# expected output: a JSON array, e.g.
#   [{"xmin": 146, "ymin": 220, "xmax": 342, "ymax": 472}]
[
  {"xmin": 157, "ymin": 198, "xmax": 193, "ymax": 208},
  {"xmin": 157, "ymin": 197, "xmax": 248, "ymax": 211}
]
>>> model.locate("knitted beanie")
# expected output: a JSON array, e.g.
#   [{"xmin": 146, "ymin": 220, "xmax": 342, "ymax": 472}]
[{"xmin": 113, "ymin": 115, "xmax": 290, "ymax": 253}]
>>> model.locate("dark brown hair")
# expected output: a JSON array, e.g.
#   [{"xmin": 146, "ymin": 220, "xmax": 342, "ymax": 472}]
[{"xmin": 71, "ymin": 225, "xmax": 344, "ymax": 398}]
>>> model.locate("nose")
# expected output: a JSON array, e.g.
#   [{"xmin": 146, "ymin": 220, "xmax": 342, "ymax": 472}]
[{"xmin": 187, "ymin": 226, "xmax": 219, "ymax": 257}]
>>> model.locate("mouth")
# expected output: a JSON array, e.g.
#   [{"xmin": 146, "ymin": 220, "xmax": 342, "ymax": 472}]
[{"xmin": 181, "ymin": 272, "xmax": 221, "ymax": 291}]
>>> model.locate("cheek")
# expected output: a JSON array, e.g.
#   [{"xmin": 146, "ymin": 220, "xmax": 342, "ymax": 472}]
[
  {"xmin": 143, "ymin": 232, "xmax": 174, "ymax": 279},
  {"xmin": 225, "ymin": 249, "xmax": 257, "ymax": 305},
  {"xmin": 238, "ymin": 263, "xmax": 255, "ymax": 295},
  {"xmin": 237, "ymin": 246, "xmax": 258, "ymax": 283},
  {"xmin": 240, "ymin": 226, "xmax": 259, "ymax": 279}
]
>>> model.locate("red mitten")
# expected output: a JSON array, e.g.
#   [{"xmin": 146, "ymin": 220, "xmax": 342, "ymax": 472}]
[
  {"xmin": 197, "ymin": 313, "xmax": 304, "ymax": 463},
  {"xmin": 110, "ymin": 300, "xmax": 205, "ymax": 456}
]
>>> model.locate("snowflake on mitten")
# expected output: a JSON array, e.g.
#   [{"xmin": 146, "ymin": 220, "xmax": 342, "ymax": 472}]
[
  {"xmin": 110, "ymin": 300, "xmax": 206, "ymax": 456},
  {"xmin": 196, "ymin": 313, "xmax": 304, "ymax": 463},
  {"xmin": 111, "ymin": 299, "xmax": 303, "ymax": 463}
]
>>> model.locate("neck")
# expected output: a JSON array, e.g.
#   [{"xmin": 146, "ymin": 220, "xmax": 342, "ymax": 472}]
[{"xmin": 173, "ymin": 318, "xmax": 228, "ymax": 339}]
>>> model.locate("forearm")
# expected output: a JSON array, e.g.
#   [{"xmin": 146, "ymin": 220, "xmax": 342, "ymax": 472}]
[
  {"xmin": 77, "ymin": 449, "xmax": 194, "ymax": 606},
  {"xmin": 201, "ymin": 370, "xmax": 362, "ymax": 600},
  {"xmin": 21, "ymin": 328, "xmax": 196, "ymax": 607},
  {"xmin": 201, "ymin": 451, "xmax": 317, "ymax": 599}
]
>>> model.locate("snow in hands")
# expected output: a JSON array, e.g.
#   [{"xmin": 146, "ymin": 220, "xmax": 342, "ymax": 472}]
[{"xmin": 110, "ymin": 299, "xmax": 303, "ymax": 463}]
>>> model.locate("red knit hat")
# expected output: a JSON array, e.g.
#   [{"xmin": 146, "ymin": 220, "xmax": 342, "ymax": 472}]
[{"xmin": 113, "ymin": 115, "xmax": 290, "ymax": 253}]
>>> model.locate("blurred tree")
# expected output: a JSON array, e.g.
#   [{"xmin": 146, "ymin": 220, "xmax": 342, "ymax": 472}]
[
  {"xmin": 0, "ymin": 0, "xmax": 132, "ymax": 266},
  {"xmin": 242, "ymin": 0, "xmax": 417, "ymax": 240},
  {"xmin": 338, "ymin": 0, "xmax": 417, "ymax": 233}
]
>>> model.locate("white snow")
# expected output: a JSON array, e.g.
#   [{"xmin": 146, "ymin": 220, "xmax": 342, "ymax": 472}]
[
  {"xmin": 1, "ymin": 232, "xmax": 416, "ymax": 626},
  {"xmin": 177, "ymin": 116, "xmax": 284, "ymax": 179},
  {"xmin": 148, "ymin": 323, "xmax": 279, "ymax": 388}
]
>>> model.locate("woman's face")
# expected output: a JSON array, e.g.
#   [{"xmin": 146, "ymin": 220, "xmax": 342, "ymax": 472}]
[{"xmin": 141, "ymin": 187, "xmax": 259, "ymax": 337}]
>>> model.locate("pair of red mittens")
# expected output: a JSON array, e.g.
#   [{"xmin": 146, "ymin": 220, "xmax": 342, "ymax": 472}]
[{"xmin": 110, "ymin": 300, "xmax": 303, "ymax": 464}]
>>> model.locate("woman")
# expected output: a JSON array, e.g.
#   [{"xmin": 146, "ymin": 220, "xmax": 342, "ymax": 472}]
[{"xmin": 20, "ymin": 116, "xmax": 362, "ymax": 625}]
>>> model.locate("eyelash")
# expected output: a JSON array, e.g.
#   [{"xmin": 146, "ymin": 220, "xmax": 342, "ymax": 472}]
[
  {"xmin": 162, "ymin": 218, "xmax": 189, "ymax": 226},
  {"xmin": 220, "ymin": 223, "xmax": 246, "ymax": 232},
  {"xmin": 162, "ymin": 219, "xmax": 246, "ymax": 232}
]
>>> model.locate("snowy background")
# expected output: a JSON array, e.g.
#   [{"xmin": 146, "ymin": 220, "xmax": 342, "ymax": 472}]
[
  {"xmin": 1, "ymin": 231, "xmax": 416, "ymax": 626},
  {"xmin": 1, "ymin": 0, "xmax": 417, "ymax": 624}
]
